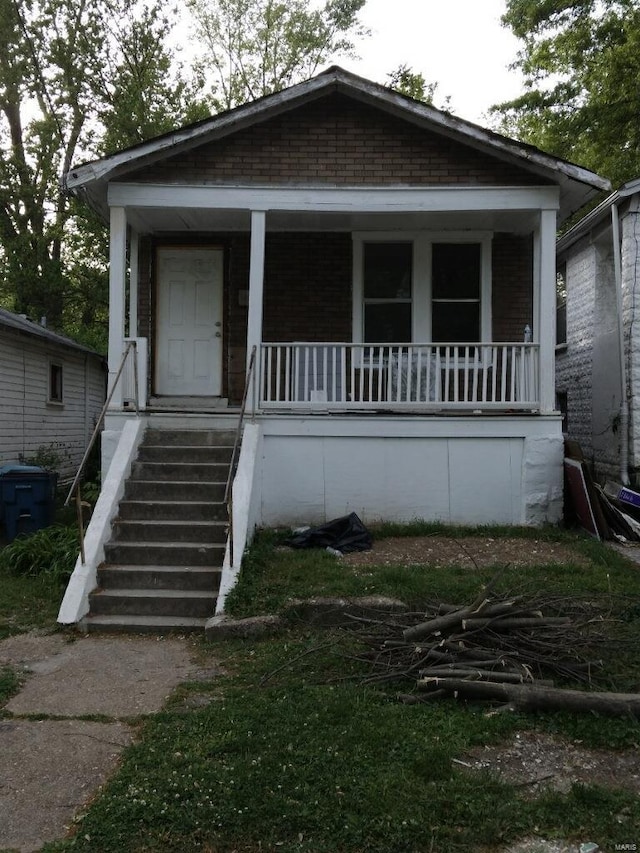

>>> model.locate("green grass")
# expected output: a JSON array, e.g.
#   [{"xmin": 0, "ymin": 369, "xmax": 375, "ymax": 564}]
[
  {"xmin": 40, "ymin": 525, "xmax": 640, "ymax": 853},
  {"xmin": 225, "ymin": 525, "xmax": 640, "ymax": 616}
]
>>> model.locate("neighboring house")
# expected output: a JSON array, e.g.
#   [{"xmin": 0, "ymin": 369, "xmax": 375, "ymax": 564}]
[
  {"xmin": 57, "ymin": 66, "xmax": 611, "ymax": 629},
  {"xmin": 556, "ymin": 178, "xmax": 640, "ymax": 487},
  {"xmin": 0, "ymin": 308, "xmax": 106, "ymax": 480}
]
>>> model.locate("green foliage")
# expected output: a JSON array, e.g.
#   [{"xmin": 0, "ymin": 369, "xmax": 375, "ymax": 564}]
[
  {"xmin": 494, "ymin": 0, "xmax": 640, "ymax": 187},
  {"xmin": 0, "ymin": 525, "xmax": 79, "ymax": 583},
  {"xmin": 18, "ymin": 443, "xmax": 68, "ymax": 473},
  {"xmin": 0, "ymin": 0, "xmax": 207, "ymax": 344},
  {"xmin": 386, "ymin": 63, "xmax": 448, "ymax": 108},
  {"xmin": 187, "ymin": 0, "xmax": 369, "ymax": 110}
]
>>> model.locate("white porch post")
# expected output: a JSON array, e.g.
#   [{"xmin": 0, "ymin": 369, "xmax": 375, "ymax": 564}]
[
  {"xmin": 537, "ymin": 208, "xmax": 558, "ymax": 414},
  {"xmin": 128, "ymin": 228, "xmax": 139, "ymax": 338},
  {"xmin": 246, "ymin": 210, "xmax": 266, "ymax": 404},
  {"xmin": 108, "ymin": 206, "xmax": 127, "ymax": 409}
]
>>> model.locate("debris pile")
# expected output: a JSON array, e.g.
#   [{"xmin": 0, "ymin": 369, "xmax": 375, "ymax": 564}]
[{"xmin": 348, "ymin": 582, "xmax": 640, "ymax": 718}]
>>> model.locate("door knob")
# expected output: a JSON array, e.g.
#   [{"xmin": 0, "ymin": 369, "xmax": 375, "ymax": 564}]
[{"xmin": 215, "ymin": 332, "xmax": 222, "ymax": 337}]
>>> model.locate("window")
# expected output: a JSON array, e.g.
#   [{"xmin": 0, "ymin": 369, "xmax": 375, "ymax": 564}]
[
  {"xmin": 49, "ymin": 362, "xmax": 63, "ymax": 403},
  {"xmin": 363, "ymin": 242, "xmax": 412, "ymax": 342},
  {"xmin": 432, "ymin": 243, "xmax": 481, "ymax": 343},
  {"xmin": 353, "ymin": 232, "xmax": 491, "ymax": 345}
]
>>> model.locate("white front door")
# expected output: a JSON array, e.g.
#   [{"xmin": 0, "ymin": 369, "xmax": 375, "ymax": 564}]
[{"xmin": 156, "ymin": 248, "xmax": 224, "ymax": 396}]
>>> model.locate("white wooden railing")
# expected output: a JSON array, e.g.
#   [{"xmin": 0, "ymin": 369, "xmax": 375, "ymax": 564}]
[{"xmin": 259, "ymin": 343, "xmax": 540, "ymax": 411}]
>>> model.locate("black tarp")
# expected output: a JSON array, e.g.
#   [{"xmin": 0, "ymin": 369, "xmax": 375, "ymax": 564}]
[{"xmin": 286, "ymin": 512, "xmax": 373, "ymax": 553}]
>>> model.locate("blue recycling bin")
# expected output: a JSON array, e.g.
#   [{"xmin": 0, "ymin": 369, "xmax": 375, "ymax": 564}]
[{"xmin": 0, "ymin": 464, "xmax": 58, "ymax": 543}]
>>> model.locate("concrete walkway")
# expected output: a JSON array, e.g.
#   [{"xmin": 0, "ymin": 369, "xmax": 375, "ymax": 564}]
[{"xmin": 0, "ymin": 631, "xmax": 204, "ymax": 853}]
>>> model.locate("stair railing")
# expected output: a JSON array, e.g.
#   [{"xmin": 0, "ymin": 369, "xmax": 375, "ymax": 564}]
[
  {"xmin": 224, "ymin": 345, "xmax": 257, "ymax": 566},
  {"xmin": 65, "ymin": 340, "xmax": 140, "ymax": 564}
]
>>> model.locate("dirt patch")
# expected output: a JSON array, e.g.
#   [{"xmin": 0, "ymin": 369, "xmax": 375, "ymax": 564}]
[
  {"xmin": 459, "ymin": 730, "xmax": 640, "ymax": 797},
  {"xmin": 342, "ymin": 536, "xmax": 591, "ymax": 570}
]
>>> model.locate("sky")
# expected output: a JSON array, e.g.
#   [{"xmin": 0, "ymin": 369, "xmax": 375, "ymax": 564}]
[{"xmin": 339, "ymin": 0, "xmax": 525, "ymax": 126}]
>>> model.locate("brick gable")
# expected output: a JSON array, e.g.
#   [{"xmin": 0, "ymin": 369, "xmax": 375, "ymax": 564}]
[{"xmin": 124, "ymin": 93, "xmax": 548, "ymax": 187}]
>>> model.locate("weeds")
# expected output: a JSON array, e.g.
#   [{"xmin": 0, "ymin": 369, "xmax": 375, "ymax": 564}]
[{"xmin": 0, "ymin": 524, "xmax": 79, "ymax": 583}]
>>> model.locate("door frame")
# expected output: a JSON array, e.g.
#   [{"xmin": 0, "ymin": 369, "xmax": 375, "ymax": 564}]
[{"xmin": 153, "ymin": 243, "xmax": 226, "ymax": 397}]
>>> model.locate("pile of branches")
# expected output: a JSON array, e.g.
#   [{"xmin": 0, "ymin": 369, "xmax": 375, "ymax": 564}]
[{"xmin": 347, "ymin": 581, "xmax": 640, "ymax": 718}]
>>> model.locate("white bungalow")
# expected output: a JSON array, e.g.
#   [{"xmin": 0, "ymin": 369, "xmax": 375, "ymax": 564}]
[{"xmin": 58, "ymin": 67, "xmax": 610, "ymax": 630}]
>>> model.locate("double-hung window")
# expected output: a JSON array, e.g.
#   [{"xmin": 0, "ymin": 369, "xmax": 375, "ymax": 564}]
[
  {"xmin": 362, "ymin": 241, "xmax": 413, "ymax": 342},
  {"xmin": 354, "ymin": 233, "xmax": 491, "ymax": 345},
  {"xmin": 431, "ymin": 243, "xmax": 481, "ymax": 343}
]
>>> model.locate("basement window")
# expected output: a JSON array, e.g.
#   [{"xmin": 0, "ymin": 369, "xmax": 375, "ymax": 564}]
[{"xmin": 48, "ymin": 362, "xmax": 64, "ymax": 404}]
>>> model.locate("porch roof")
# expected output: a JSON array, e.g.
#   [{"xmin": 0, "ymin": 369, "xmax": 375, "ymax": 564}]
[{"xmin": 66, "ymin": 66, "xmax": 610, "ymax": 225}]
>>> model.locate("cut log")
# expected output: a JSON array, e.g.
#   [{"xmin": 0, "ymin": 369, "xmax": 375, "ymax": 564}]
[
  {"xmin": 461, "ymin": 617, "xmax": 571, "ymax": 631},
  {"xmin": 419, "ymin": 678, "xmax": 640, "ymax": 718}
]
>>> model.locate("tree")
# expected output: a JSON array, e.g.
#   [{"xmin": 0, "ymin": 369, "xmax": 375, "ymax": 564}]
[
  {"xmin": 0, "ymin": 0, "xmax": 206, "ymax": 343},
  {"xmin": 493, "ymin": 0, "xmax": 640, "ymax": 188},
  {"xmin": 187, "ymin": 0, "xmax": 369, "ymax": 111},
  {"xmin": 386, "ymin": 64, "xmax": 449, "ymax": 109}
]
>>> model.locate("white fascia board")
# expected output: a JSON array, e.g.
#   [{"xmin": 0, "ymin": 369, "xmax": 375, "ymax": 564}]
[{"xmin": 108, "ymin": 183, "xmax": 560, "ymax": 213}]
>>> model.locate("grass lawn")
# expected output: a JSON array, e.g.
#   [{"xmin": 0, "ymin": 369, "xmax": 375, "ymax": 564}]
[{"xmin": 37, "ymin": 524, "xmax": 640, "ymax": 853}]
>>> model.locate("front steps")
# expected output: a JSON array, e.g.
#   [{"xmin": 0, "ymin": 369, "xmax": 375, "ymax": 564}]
[{"xmin": 84, "ymin": 427, "xmax": 236, "ymax": 634}]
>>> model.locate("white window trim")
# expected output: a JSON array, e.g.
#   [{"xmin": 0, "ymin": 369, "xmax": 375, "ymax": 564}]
[{"xmin": 352, "ymin": 231, "xmax": 492, "ymax": 345}]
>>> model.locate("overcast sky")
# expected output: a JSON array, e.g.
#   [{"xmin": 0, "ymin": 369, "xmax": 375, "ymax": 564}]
[{"xmin": 341, "ymin": 0, "xmax": 524, "ymax": 126}]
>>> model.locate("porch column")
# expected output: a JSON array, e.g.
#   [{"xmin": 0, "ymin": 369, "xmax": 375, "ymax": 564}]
[
  {"xmin": 246, "ymin": 210, "xmax": 266, "ymax": 403},
  {"xmin": 537, "ymin": 208, "xmax": 557, "ymax": 414},
  {"xmin": 128, "ymin": 228, "xmax": 139, "ymax": 338},
  {"xmin": 108, "ymin": 205, "xmax": 127, "ymax": 409}
]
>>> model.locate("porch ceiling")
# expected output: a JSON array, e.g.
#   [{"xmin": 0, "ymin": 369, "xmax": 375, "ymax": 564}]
[{"xmin": 125, "ymin": 206, "xmax": 540, "ymax": 235}]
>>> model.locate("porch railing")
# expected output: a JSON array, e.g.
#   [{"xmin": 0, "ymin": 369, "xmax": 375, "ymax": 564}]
[
  {"xmin": 259, "ymin": 342, "xmax": 540, "ymax": 411},
  {"xmin": 65, "ymin": 341, "xmax": 141, "ymax": 563}
]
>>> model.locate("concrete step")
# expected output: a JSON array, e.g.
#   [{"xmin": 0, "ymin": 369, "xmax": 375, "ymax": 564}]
[
  {"xmin": 124, "ymin": 480, "xmax": 226, "ymax": 502},
  {"xmin": 137, "ymin": 445, "xmax": 234, "ymax": 464},
  {"xmin": 82, "ymin": 614, "xmax": 208, "ymax": 635},
  {"xmin": 117, "ymin": 500, "xmax": 227, "ymax": 522},
  {"xmin": 112, "ymin": 519, "xmax": 228, "ymax": 544},
  {"xmin": 130, "ymin": 461, "xmax": 229, "ymax": 482},
  {"xmin": 103, "ymin": 541, "xmax": 225, "ymax": 566},
  {"xmin": 89, "ymin": 588, "xmax": 217, "ymax": 618},
  {"xmin": 97, "ymin": 564, "xmax": 221, "ymax": 591},
  {"xmin": 143, "ymin": 428, "xmax": 237, "ymax": 447}
]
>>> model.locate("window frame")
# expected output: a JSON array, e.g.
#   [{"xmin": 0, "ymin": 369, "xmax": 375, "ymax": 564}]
[
  {"xmin": 352, "ymin": 231, "xmax": 493, "ymax": 345},
  {"xmin": 48, "ymin": 360, "xmax": 64, "ymax": 405}
]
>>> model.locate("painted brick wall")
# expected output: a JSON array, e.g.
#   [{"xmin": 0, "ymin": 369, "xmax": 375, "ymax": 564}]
[
  {"xmin": 556, "ymin": 242, "xmax": 597, "ymax": 464},
  {"xmin": 124, "ymin": 94, "xmax": 549, "ymax": 188},
  {"xmin": 622, "ymin": 210, "xmax": 640, "ymax": 480}
]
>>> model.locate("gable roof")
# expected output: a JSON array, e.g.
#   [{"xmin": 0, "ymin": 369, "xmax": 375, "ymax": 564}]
[
  {"xmin": 0, "ymin": 307, "xmax": 103, "ymax": 358},
  {"xmin": 66, "ymin": 65, "xmax": 611, "ymax": 223}
]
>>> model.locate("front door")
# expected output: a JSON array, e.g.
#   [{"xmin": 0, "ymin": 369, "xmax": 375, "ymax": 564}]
[{"xmin": 156, "ymin": 248, "xmax": 224, "ymax": 396}]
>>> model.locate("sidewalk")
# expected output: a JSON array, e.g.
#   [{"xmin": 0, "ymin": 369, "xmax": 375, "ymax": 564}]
[{"xmin": 0, "ymin": 631, "xmax": 205, "ymax": 853}]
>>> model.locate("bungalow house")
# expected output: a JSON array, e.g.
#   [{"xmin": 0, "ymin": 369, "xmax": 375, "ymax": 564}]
[
  {"xmin": 58, "ymin": 66, "xmax": 609, "ymax": 631},
  {"xmin": 556, "ymin": 178, "xmax": 640, "ymax": 488},
  {"xmin": 0, "ymin": 307, "xmax": 106, "ymax": 481}
]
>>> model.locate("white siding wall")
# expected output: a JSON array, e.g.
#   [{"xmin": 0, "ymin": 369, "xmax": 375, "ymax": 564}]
[{"xmin": 0, "ymin": 329, "xmax": 105, "ymax": 481}]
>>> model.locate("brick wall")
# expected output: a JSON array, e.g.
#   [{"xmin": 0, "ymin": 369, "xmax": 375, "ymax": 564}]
[
  {"xmin": 556, "ymin": 242, "xmax": 597, "ymax": 464},
  {"xmin": 139, "ymin": 231, "xmax": 534, "ymax": 404},
  {"xmin": 623, "ymin": 210, "xmax": 640, "ymax": 481},
  {"xmin": 124, "ymin": 94, "xmax": 549, "ymax": 188},
  {"xmin": 492, "ymin": 234, "xmax": 533, "ymax": 341}
]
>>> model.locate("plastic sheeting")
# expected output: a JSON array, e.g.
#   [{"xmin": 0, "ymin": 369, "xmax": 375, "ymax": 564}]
[{"xmin": 286, "ymin": 512, "xmax": 373, "ymax": 554}]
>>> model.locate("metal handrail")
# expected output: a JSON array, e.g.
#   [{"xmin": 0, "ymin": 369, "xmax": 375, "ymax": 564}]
[
  {"xmin": 65, "ymin": 341, "xmax": 140, "ymax": 563},
  {"xmin": 224, "ymin": 345, "xmax": 257, "ymax": 566}
]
